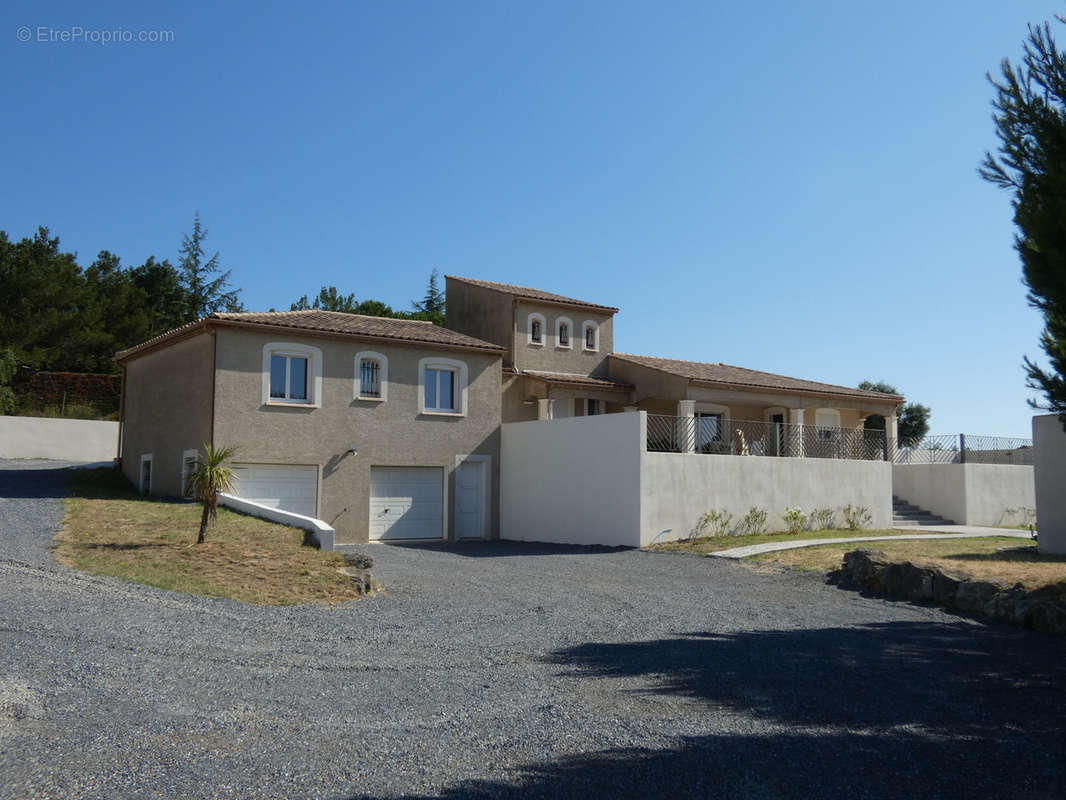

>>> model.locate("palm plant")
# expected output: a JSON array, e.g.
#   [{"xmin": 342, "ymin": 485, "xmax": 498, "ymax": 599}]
[{"xmin": 188, "ymin": 443, "xmax": 237, "ymax": 544}]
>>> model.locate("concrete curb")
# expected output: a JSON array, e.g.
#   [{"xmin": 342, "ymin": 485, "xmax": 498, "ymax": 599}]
[{"xmin": 708, "ymin": 529, "xmax": 1034, "ymax": 560}]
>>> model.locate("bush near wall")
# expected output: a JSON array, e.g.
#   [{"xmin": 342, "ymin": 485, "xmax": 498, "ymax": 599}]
[{"xmin": 12, "ymin": 371, "xmax": 121, "ymax": 420}]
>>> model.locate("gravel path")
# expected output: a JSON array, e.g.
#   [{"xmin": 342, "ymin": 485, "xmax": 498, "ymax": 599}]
[{"xmin": 2, "ymin": 459, "xmax": 1066, "ymax": 799}]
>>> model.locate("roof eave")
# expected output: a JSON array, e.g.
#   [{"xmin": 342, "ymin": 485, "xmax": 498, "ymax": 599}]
[
  {"xmin": 688, "ymin": 377, "xmax": 904, "ymax": 405},
  {"xmin": 446, "ymin": 275, "xmax": 619, "ymax": 315}
]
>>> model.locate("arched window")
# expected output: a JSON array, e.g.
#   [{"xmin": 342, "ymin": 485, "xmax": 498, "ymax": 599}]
[
  {"xmin": 527, "ymin": 313, "xmax": 546, "ymax": 346},
  {"xmin": 355, "ymin": 351, "xmax": 389, "ymax": 401},
  {"xmin": 582, "ymin": 321, "xmax": 599, "ymax": 352},
  {"xmin": 556, "ymin": 317, "xmax": 572, "ymax": 349}
]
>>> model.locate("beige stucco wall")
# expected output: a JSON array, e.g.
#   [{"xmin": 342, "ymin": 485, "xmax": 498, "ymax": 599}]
[
  {"xmin": 444, "ymin": 279, "xmax": 516, "ymax": 365},
  {"xmin": 1034, "ymin": 414, "xmax": 1066, "ymax": 553},
  {"xmin": 513, "ymin": 301, "xmax": 614, "ymax": 377},
  {"xmin": 120, "ymin": 333, "xmax": 215, "ymax": 496},
  {"xmin": 211, "ymin": 328, "xmax": 502, "ymax": 544}
]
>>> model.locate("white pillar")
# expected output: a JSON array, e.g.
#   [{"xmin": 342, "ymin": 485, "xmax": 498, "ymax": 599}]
[
  {"xmin": 537, "ymin": 398, "xmax": 555, "ymax": 420},
  {"xmin": 678, "ymin": 400, "xmax": 696, "ymax": 454},
  {"xmin": 884, "ymin": 412, "xmax": 898, "ymax": 462},
  {"xmin": 789, "ymin": 407, "xmax": 805, "ymax": 457}
]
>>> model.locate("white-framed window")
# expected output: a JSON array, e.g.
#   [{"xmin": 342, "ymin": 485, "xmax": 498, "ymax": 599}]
[
  {"xmin": 582, "ymin": 320, "xmax": 599, "ymax": 352},
  {"xmin": 139, "ymin": 454, "xmax": 153, "ymax": 495},
  {"xmin": 815, "ymin": 408, "xmax": 841, "ymax": 440},
  {"xmin": 527, "ymin": 313, "xmax": 546, "ymax": 346},
  {"xmin": 261, "ymin": 342, "xmax": 323, "ymax": 407},
  {"xmin": 418, "ymin": 356, "xmax": 469, "ymax": 416},
  {"xmin": 556, "ymin": 317, "xmax": 572, "ymax": 349},
  {"xmin": 354, "ymin": 351, "xmax": 388, "ymax": 402},
  {"xmin": 181, "ymin": 449, "xmax": 199, "ymax": 498}
]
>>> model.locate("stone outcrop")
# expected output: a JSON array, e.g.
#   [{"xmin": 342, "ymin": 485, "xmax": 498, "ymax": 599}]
[{"xmin": 829, "ymin": 548, "xmax": 1066, "ymax": 635}]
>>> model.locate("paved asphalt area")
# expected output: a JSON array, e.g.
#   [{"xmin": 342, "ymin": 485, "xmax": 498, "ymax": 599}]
[{"xmin": 2, "ymin": 459, "xmax": 1066, "ymax": 799}]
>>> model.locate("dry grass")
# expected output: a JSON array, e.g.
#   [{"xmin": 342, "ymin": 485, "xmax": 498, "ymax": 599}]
[
  {"xmin": 651, "ymin": 529, "xmax": 916, "ymax": 555},
  {"xmin": 751, "ymin": 537, "xmax": 1066, "ymax": 589},
  {"xmin": 57, "ymin": 467, "xmax": 370, "ymax": 605}
]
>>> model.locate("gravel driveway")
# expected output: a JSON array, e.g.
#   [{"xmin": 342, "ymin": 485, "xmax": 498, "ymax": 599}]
[{"xmin": 2, "ymin": 459, "xmax": 1066, "ymax": 799}]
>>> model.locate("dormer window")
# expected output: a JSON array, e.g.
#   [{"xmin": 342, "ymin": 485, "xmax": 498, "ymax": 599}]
[
  {"xmin": 527, "ymin": 313, "xmax": 546, "ymax": 346},
  {"xmin": 582, "ymin": 321, "xmax": 599, "ymax": 352},
  {"xmin": 556, "ymin": 317, "xmax": 572, "ymax": 349}
]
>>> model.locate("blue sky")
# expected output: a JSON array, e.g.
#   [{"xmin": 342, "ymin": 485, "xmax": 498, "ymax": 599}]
[{"xmin": 1, "ymin": 1, "xmax": 1058, "ymax": 436}]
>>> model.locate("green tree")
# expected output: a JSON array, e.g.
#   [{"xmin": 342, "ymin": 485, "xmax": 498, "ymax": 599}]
[
  {"xmin": 858, "ymin": 380, "xmax": 931, "ymax": 447},
  {"xmin": 290, "ymin": 285, "xmax": 360, "ymax": 313},
  {"xmin": 981, "ymin": 18, "xmax": 1066, "ymax": 426},
  {"xmin": 188, "ymin": 443, "xmax": 237, "ymax": 544},
  {"xmin": 0, "ymin": 348, "xmax": 17, "ymax": 415},
  {"xmin": 411, "ymin": 269, "xmax": 445, "ymax": 326},
  {"xmin": 178, "ymin": 213, "xmax": 242, "ymax": 320}
]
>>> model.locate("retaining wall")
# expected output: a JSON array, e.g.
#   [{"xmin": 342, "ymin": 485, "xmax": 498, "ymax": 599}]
[{"xmin": 0, "ymin": 416, "xmax": 119, "ymax": 462}]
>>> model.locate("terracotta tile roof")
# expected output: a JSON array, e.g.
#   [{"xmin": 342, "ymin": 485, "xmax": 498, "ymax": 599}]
[
  {"xmin": 445, "ymin": 275, "xmax": 619, "ymax": 314},
  {"xmin": 611, "ymin": 354, "xmax": 903, "ymax": 403},
  {"xmin": 521, "ymin": 370, "xmax": 633, "ymax": 392},
  {"xmin": 115, "ymin": 310, "xmax": 504, "ymax": 362}
]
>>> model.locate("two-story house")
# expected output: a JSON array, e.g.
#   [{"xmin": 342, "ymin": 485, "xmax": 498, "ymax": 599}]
[{"xmin": 115, "ymin": 311, "xmax": 503, "ymax": 545}]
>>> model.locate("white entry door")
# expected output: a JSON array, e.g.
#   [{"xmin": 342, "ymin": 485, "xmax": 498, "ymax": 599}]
[
  {"xmin": 369, "ymin": 467, "xmax": 444, "ymax": 540},
  {"xmin": 230, "ymin": 464, "xmax": 318, "ymax": 517},
  {"xmin": 455, "ymin": 459, "xmax": 487, "ymax": 539}
]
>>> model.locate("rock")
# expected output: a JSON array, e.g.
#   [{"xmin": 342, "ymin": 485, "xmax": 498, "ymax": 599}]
[
  {"xmin": 337, "ymin": 566, "xmax": 382, "ymax": 594},
  {"xmin": 880, "ymin": 562, "xmax": 935, "ymax": 602},
  {"xmin": 953, "ymin": 580, "xmax": 1004, "ymax": 614},
  {"xmin": 1027, "ymin": 601, "xmax": 1066, "ymax": 635},
  {"xmin": 343, "ymin": 551, "xmax": 374, "ymax": 570},
  {"xmin": 933, "ymin": 571, "xmax": 965, "ymax": 605},
  {"xmin": 981, "ymin": 584, "xmax": 1027, "ymax": 623},
  {"xmin": 838, "ymin": 549, "xmax": 888, "ymax": 588}
]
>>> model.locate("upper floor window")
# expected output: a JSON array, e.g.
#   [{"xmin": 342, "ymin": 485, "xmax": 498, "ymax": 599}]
[
  {"xmin": 527, "ymin": 313, "xmax": 546, "ymax": 346},
  {"xmin": 556, "ymin": 317, "xmax": 572, "ymax": 349},
  {"xmin": 582, "ymin": 321, "xmax": 600, "ymax": 352},
  {"xmin": 418, "ymin": 356, "xmax": 469, "ymax": 416},
  {"xmin": 355, "ymin": 351, "xmax": 389, "ymax": 402},
  {"xmin": 261, "ymin": 342, "xmax": 323, "ymax": 407}
]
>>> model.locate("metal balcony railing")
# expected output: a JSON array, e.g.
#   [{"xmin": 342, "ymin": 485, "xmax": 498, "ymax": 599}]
[
  {"xmin": 645, "ymin": 415, "xmax": 889, "ymax": 461},
  {"xmin": 894, "ymin": 433, "xmax": 1034, "ymax": 465}
]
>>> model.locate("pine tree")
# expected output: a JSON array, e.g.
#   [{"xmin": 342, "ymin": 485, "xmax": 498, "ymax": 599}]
[
  {"xmin": 178, "ymin": 213, "xmax": 242, "ymax": 320},
  {"xmin": 981, "ymin": 18, "xmax": 1066, "ymax": 426}
]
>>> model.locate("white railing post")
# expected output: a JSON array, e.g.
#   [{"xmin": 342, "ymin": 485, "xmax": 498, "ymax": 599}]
[
  {"xmin": 789, "ymin": 408, "xmax": 805, "ymax": 457},
  {"xmin": 677, "ymin": 400, "xmax": 696, "ymax": 454}
]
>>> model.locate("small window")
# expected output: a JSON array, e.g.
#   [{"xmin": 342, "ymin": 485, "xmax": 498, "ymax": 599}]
[
  {"xmin": 355, "ymin": 351, "xmax": 389, "ymax": 401},
  {"xmin": 139, "ymin": 454, "xmax": 153, "ymax": 495},
  {"xmin": 815, "ymin": 408, "xmax": 841, "ymax": 441},
  {"xmin": 582, "ymin": 321, "xmax": 599, "ymax": 352},
  {"xmin": 261, "ymin": 342, "xmax": 322, "ymax": 407},
  {"xmin": 181, "ymin": 450, "xmax": 198, "ymax": 498},
  {"xmin": 556, "ymin": 317, "xmax": 572, "ymax": 349},
  {"xmin": 586, "ymin": 398, "xmax": 601, "ymax": 416},
  {"xmin": 418, "ymin": 356, "xmax": 469, "ymax": 416},
  {"xmin": 527, "ymin": 313, "xmax": 546, "ymax": 346}
]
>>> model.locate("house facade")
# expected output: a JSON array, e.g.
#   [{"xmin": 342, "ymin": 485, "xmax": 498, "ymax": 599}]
[
  {"xmin": 117, "ymin": 311, "xmax": 503, "ymax": 545},
  {"xmin": 116, "ymin": 276, "xmax": 904, "ymax": 547}
]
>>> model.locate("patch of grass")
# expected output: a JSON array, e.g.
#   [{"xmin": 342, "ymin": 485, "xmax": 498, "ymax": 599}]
[
  {"xmin": 57, "ymin": 467, "xmax": 370, "ymax": 605},
  {"xmin": 749, "ymin": 537, "xmax": 1065, "ymax": 589},
  {"xmin": 650, "ymin": 529, "xmax": 916, "ymax": 555}
]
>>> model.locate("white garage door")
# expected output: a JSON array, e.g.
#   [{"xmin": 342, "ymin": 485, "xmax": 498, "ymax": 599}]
[
  {"xmin": 370, "ymin": 466, "xmax": 444, "ymax": 540},
  {"xmin": 231, "ymin": 464, "xmax": 318, "ymax": 517}
]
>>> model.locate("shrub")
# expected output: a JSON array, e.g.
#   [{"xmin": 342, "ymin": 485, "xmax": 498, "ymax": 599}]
[
  {"xmin": 693, "ymin": 509, "xmax": 734, "ymax": 538},
  {"xmin": 739, "ymin": 507, "xmax": 768, "ymax": 536},
  {"xmin": 810, "ymin": 507, "xmax": 836, "ymax": 530},
  {"xmin": 782, "ymin": 507, "xmax": 807, "ymax": 535},
  {"xmin": 842, "ymin": 504, "xmax": 872, "ymax": 531}
]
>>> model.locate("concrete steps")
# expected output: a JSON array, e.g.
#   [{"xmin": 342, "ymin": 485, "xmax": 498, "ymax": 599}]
[{"xmin": 892, "ymin": 495, "xmax": 955, "ymax": 526}]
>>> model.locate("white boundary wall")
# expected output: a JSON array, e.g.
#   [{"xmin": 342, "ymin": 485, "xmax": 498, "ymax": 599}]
[
  {"xmin": 642, "ymin": 451, "xmax": 892, "ymax": 545},
  {"xmin": 501, "ymin": 413, "xmax": 643, "ymax": 547},
  {"xmin": 0, "ymin": 416, "xmax": 119, "ymax": 462},
  {"xmin": 892, "ymin": 463, "xmax": 1035, "ymax": 526},
  {"xmin": 219, "ymin": 492, "xmax": 336, "ymax": 551},
  {"xmin": 502, "ymin": 412, "xmax": 893, "ymax": 548},
  {"xmin": 1034, "ymin": 414, "xmax": 1066, "ymax": 553}
]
